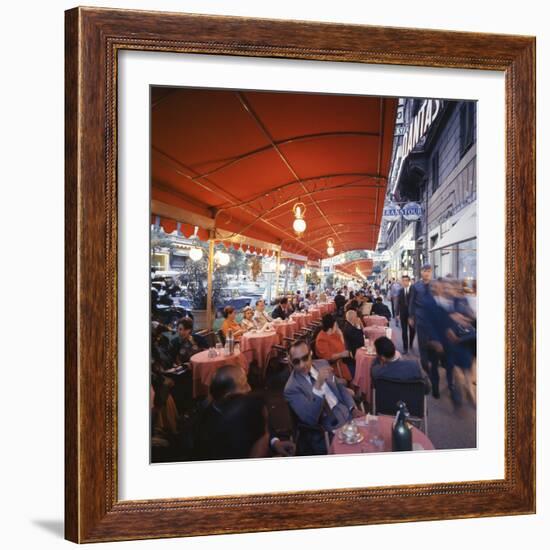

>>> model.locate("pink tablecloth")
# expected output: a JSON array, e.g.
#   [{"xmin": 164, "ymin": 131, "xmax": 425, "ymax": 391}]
[
  {"xmin": 273, "ymin": 320, "xmax": 297, "ymax": 342},
  {"xmin": 352, "ymin": 348, "xmax": 377, "ymax": 399},
  {"xmin": 290, "ymin": 313, "xmax": 307, "ymax": 331},
  {"xmin": 364, "ymin": 326, "xmax": 391, "ymax": 342},
  {"xmin": 326, "ymin": 302, "xmax": 336, "ymax": 313},
  {"xmin": 309, "ymin": 308, "xmax": 322, "ymax": 321},
  {"xmin": 363, "ymin": 315, "xmax": 389, "ymax": 327},
  {"xmin": 240, "ymin": 330, "xmax": 279, "ymax": 371},
  {"xmin": 190, "ymin": 350, "xmax": 249, "ymax": 398},
  {"xmin": 329, "ymin": 415, "xmax": 434, "ymax": 454}
]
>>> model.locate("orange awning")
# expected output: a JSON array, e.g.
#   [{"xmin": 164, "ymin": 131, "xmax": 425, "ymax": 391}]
[
  {"xmin": 335, "ymin": 259, "xmax": 374, "ymax": 278},
  {"xmin": 151, "ymin": 88, "xmax": 397, "ymax": 260}
]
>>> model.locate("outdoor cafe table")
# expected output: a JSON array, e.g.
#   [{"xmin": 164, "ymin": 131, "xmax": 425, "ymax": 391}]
[
  {"xmin": 290, "ymin": 312, "xmax": 308, "ymax": 331},
  {"xmin": 309, "ymin": 307, "xmax": 322, "ymax": 321},
  {"xmin": 363, "ymin": 315, "xmax": 389, "ymax": 327},
  {"xmin": 240, "ymin": 330, "xmax": 279, "ymax": 371},
  {"xmin": 318, "ymin": 303, "xmax": 329, "ymax": 315},
  {"xmin": 190, "ymin": 349, "xmax": 248, "ymax": 398},
  {"xmin": 326, "ymin": 301, "xmax": 336, "ymax": 313},
  {"xmin": 352, "ymin": 347, "xmax": 377, "ymax": 401},
  {"xmin": 272, "ymin": 319, "xmax": 297, "ymax": 342},
  {"xmin": 364, "ymin": 326, "xmax": 391, "ymax": 342},
  {"xmin": 329, "ymin": 415, "xmax": 434, "ymax": 454}
]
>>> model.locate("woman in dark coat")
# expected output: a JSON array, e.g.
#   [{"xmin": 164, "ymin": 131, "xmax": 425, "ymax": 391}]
[{"xmin": 343, "ymin": 309, "xmax": 365, "ymax": 359}]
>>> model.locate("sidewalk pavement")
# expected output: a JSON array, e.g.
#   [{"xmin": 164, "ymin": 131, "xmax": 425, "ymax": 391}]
[{"xmin": 388, "ymin": 313, "xmax": 477, "ymax": 450}]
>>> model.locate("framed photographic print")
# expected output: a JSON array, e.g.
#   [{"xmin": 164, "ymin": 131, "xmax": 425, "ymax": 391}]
[{"xmin": 65, "ymin": 6, "xmax": 535, "ymax": 543}]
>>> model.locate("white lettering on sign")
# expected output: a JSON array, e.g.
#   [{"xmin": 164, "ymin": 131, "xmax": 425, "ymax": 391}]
[
  {"xmin": 383, "ymin": 202, "xmax": 402, "ymax": 221},
  {"xmin": 401, "ymin": 202, "xmax": 423, "ymax": 221},
  {"xmin": 400, "ymin": 99, "xmax": 441, "ymax": 159}
]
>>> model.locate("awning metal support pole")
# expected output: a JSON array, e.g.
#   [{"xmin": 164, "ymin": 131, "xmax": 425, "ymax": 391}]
[
  {"xmin": 274, "ymin": 250, "xmax": 281, "ymax": 300},
  {"xmin": 206, "ymin": 236, "xmax": 215, "ymax": 330}
]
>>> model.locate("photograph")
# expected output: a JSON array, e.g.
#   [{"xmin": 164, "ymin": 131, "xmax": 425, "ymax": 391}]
[
  {"xmin": 58, "ymin": 3, "xmax": 536, "ymax": 543},
  {"xmin": 149, "ymin": 88, "xmax": 478, "ymax": 463}
]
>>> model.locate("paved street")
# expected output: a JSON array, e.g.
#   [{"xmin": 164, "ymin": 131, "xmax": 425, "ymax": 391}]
[{"xmin": 387, "ymin": 310, "xmax": 476, "ymax": 450}]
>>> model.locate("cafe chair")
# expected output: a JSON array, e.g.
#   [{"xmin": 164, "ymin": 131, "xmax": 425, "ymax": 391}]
[
  {"xmin": 372, "ymin": 377, "xmax": 428, "ymax": 436},
  {"xmin": 282, "ymin": 336, "xmax": 296, "ymax": 349},
  {"xmin": 264, "ymin": 346, "xmax": 291, "ymax": 390},
  {"xmin": 288, "ymin": 407, "xmax": 330, "ymax": 456},
  {"xmin": 193, "ymin": 329, "xmax": 214, "ymax": 349},
  {"xmin": 264, "ymin": 390, "xmax": 294, "ymax": 440}
]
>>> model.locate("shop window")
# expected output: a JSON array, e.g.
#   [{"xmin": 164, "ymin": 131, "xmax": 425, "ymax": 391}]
[{"xmin": 456, "ymin": 238, "xmax": 477, "ymax": 286}]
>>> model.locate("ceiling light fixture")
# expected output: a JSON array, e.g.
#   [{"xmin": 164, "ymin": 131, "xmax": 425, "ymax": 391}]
[
  {"xmin": 326, "ymin": 238, "xmax": 335, "ymax": 257},
  {"xmin": 292, "ymin": 202, "xmax": 307, "ymax": 236}
]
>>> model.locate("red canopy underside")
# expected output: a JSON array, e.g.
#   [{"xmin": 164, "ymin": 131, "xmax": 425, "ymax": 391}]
[
  {"xmin": 334, "ymin": 259, "xmax": 374, "ymax": 279},
  {"xmin": 151, "ymin": 87, "xmax": 397, "ymax": 268}
]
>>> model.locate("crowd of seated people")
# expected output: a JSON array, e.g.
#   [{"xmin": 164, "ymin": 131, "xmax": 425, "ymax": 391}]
[{"xmin": 150, "ymin": 282, "xmax": 440, "ymax": 461}]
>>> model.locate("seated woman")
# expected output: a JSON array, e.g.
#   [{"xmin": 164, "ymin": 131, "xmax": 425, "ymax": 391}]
[
  {"xmin": 221, "ymin": 306, "xmax": 245, "ymax": 339},
  {"xmin": 314, "ymin": 313, "xmax": 354, "ymax": 382},
  {"xmin": 240, "ymin": 306, "xmax": 256, "ymax": 332},
  {"xmin": 343, "ymin": 310, "xmax": 365, "ymax": 358}
]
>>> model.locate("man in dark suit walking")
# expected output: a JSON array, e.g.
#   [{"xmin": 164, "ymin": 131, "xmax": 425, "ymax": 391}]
[{"xmin": 397, "ymin": 275, "xmax": 415, "ymax": 354}]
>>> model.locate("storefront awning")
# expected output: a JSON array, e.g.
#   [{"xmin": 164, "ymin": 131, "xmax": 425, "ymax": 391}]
[
  {"xmin": 431, "ymin": 202, "xmax": 477, "ymax": 251},
  {"xmin": 151, "ymin": 88, "xmax": 397, "ymax": 260},
  {"xmin": 334, "ymin": 259, "xmax": 374, "ymax": 278}
]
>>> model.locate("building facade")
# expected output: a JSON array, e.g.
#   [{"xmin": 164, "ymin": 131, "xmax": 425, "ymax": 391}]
[{"xmin": 381, "ymin": 97, "xmax": 477, "ymax": 286}]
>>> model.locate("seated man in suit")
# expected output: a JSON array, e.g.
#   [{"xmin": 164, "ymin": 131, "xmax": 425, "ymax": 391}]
[
  {"xmin": 284, "ymin": 340, "xmax": 362, "ymax": 454},
  {"xmin": 271, "ymin": 296, "xmax": 293, "ymax": 320},
  {"xmin": 371, "ymin": 337, "xmax": 431, "ymax": 394},
  {"xmin": 252, "ymin": 298, "xmax": 273, "ymax": 329},
  {"xmin": 195, "ymin": 392, "xmax": 271, "ymax": 460},
  {"xmin": 198, "ymin": 365, "xmax": 295, "ymax": 458}
]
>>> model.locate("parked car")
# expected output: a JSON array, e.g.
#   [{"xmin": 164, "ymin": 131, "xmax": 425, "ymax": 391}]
[{"xmin": 215, "ymin": 288, "xmax": 253, "ymax": 315}]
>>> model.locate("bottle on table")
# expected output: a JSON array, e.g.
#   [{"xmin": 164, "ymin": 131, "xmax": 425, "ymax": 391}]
[
  {"xmin": 392, "ymin": 401, "xmax": 413, "ymax": 452},
  {"xmin": 226, "ymin": 329, "xmax": 235, "ymax": 354}
]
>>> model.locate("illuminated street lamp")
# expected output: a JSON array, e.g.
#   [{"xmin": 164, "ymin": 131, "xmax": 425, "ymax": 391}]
[
  {"xmin": 189, "ymin": 246, "xmax": 203, "ymax": 262},
  {"xmin": 292, "ymin": 202, "xmax": 307, "ymax": 235},
  {"xmin": 214, "ymin": 250, "xmax": 230, "ymax": 266},
  {"xmin": 326, "ymin": 238, "xmax": 335, "ymax": 257}
]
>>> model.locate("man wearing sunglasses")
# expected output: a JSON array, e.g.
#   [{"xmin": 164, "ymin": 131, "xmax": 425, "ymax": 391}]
[{"xmin": 284, "ymin": 340, "xmax": 362, "ymax": 454}]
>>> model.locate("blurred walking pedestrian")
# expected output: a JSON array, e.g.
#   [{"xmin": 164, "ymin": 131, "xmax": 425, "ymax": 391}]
[{"xmin": 389, "ymin": 278, "xmax": 402, "ymax": 324}]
